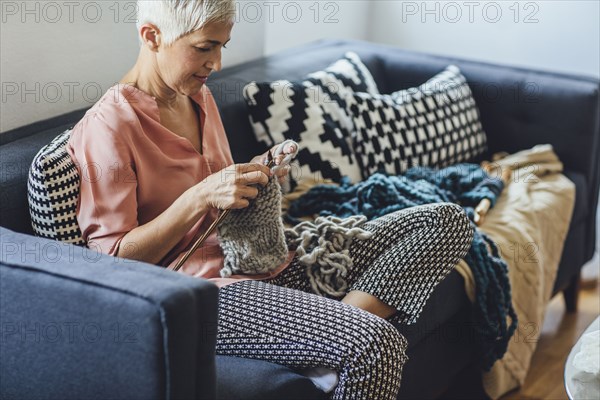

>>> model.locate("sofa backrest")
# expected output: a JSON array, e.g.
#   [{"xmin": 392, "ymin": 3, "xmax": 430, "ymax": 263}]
[
  {"xmin": 209, "ymin": 39, "xmax": 599, "ymax": 188},
  {"xmin": 1, "ymin": 123, "xmax": 78, "ymax": 235},
  {"xmin": 2, "ymin": 39, "xmax": 599, "ymax": 243}
]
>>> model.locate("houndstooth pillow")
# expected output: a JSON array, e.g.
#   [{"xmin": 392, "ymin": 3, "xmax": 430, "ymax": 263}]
[
  {"xmin": 28, "ymin": 129, "xmax": 85, "ymax": 245},
  {"xmin": 243, "ymin": 52, "xmax": 379, "ymax": 185},
  {"xmin": 347, "ymin": 65, "xmax": 488, "ymax": 179}
]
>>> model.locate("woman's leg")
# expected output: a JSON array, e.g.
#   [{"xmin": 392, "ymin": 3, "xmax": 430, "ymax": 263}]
[
  {"xmin": 270, "ymin": 203, "xmax": 473, "ymax": 322},
  {"xmin": 217, "ymin": 280, "xmax": 407, "ymax": 400},
  {"xmin": 344, "ymin": 203, "xmax": 473, "ymax": 324}
]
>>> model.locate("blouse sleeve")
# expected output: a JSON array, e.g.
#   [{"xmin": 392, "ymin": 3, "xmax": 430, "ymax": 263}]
[{"xmin": 67, "ymin": 114, "xmax": 139, "ymax": 257}]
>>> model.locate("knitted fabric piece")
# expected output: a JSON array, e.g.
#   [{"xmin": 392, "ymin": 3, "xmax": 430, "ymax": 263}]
[
  {"xmin": 287, "ymin": 164, "xmax": 516, "ymax": 371},
  {"xmin": 284, "ymin": 215, "xmax": 373, "ymax": 297},
  {"xmin": 218, "ymin": 177, "xmax": 288, "ymax": 278}
]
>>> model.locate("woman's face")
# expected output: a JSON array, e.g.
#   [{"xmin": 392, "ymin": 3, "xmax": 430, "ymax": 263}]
[{"xmin": 156, "ymin": 21, "xmax": 233, "ymax": 97}]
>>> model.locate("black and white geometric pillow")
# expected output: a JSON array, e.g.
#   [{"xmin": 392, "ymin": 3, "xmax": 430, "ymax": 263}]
[
  {"xmin": 347, "ymin": 65, "xmax": 488, "ymax": 179},
  {"xmin": 27, "ymin": 129, "xmax": 85, "ymax": 245},
  {"xmin": 243, "ymin": 52, "xmax": 379, "ymax": 185}
]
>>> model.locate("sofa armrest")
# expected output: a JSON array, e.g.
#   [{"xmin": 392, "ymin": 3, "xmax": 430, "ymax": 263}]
[
  {"xmin": 0, "ymin": 227, "xmax": 218, "ymax": 400},
  {"xmin": 466, "ymin": 66, "xmax": 599, "ymax": 261}
]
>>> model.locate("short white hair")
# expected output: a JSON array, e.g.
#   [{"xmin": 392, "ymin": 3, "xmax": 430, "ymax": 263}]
[{"xmin": 136, "ymin": 0, "xmax": 236, "ymax": 47}]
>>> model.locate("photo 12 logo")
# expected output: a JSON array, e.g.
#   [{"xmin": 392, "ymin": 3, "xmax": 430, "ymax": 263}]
[
  {"xmin": 1, "ymin": 1, "xmax": 341, "ymax": 25},
  {"xmin": 400, "ymin": 1, "xmax": 540, "ymax": 24},
  {"xmin": 1, "ymin": 321, "xmax": 139, "ymax": 343},
  {"xmin": 2, "ymin": 82, "xmax": 103, "ymax": 104},
  {"xmin": 1, "ymin": 1, "xmax": 138, "ymax": 24},
  {"xmin": 234, "ymin": 1, "xmax": 339, "ymax": 24}
]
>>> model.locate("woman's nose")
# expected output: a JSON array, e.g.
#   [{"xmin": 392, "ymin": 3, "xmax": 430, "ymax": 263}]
[{"xmin": 206, "ymin": 50, "xmax": 222, "ymax": 72}]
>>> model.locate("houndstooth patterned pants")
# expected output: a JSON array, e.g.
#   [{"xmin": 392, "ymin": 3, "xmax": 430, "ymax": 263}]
[{"xmin": 216, "ymin": 203, "xmax": 473, "ymax": 399}]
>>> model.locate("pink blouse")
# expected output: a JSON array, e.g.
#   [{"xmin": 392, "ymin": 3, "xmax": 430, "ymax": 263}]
[{"xmin": 67, "ymin": 83, "xmax": 292, "ymax": 286}]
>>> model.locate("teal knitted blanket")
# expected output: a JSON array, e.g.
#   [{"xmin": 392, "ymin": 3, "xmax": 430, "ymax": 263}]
[{"xmin": 287, "ymin": 163, "xmax": 517, "ymax": 371}]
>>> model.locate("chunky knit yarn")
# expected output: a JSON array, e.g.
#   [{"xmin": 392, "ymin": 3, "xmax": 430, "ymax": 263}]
[
  {"xmin": 285, "ymin": 215, "xmax": 373, "ymax": 297},
  {"xmin": 218, "ymin": 176, "xmax": 288, "ymax": 278},
  {"xmin": 287, "ymin": 164, "xmax": 517, "ymax": 371},
  {"xmin": 287, "ymin": 164, "xmax": 504, "ymax": 221}
]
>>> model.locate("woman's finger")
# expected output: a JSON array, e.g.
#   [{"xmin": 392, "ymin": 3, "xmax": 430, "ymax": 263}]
[
  {"xmin": 238, "ymin": 185, "xmax": 259, "ymax": 200},
  {"xmin": 284, "ymin": 143, "xmax": 296, "ymax": 154},
  {"xmin": 275, "ymin": 165, "xmax": 290, "ymax": 177},
  {"xmin": 236, "ymin": 163, "xmax": 270, "ymax": 180},
  {"xmin": 240, "ymin": 170, "xmax": 269, "ymax": 187},
  {"xmin": 238, "ymin": 162, "xmax": 270, "ymax": 174},
  {"xmin": 229, "ymin": 198, "xmax": 250, "ymax": 209}
]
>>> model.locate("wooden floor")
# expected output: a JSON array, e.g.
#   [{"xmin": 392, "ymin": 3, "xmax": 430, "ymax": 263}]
[{"xmin": 501, "ymin": 280, "xmax": 600, "ymax": 400}]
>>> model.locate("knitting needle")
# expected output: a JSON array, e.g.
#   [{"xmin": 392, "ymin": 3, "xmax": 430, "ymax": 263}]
[{"xmin": 173, "ymin": 150, "xmax": 276, "ymax": 272}]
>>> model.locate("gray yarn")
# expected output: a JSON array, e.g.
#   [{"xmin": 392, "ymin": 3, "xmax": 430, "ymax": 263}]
[
  {"xmin": 216, "ymin": 135, "xmax": 370, "ymax": 290},
  {"xmin": 285, "ymin": 216, "xmax": 373, "ymax": 297},
  {"xmin": 218, "ymin": 177, "xmax": 288, "ymax": 278}
]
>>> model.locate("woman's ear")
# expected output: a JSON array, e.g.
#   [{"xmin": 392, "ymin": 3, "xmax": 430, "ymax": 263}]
[{"xmin": 139, "ymin": 23, "xmax": 161, "ymax": 51}]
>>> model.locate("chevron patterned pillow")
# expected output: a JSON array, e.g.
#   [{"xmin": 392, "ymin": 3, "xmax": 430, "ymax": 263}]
[{"xmin": 243, "ymin": 52, "xmax": 379, "ymax": 185}]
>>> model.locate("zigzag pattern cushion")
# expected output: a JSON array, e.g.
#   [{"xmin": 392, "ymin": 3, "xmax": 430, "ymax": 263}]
[
  {"xmin": 348, "ymin": 65, "xmax": 488, "ymax": 179},
  {"xmin": 243, "ymin": 52, "xmax": 379, "ymax": 185},
  {"xmin": 28, "ymin": 129, "xmax": 85, "ymax": 245}
]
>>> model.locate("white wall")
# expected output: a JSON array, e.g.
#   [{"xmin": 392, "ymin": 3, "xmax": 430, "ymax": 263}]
[
  {"xmin": 3, "ymin": 0, "xmax": 598, "ymax": 134},
  {"xmin": 0, "ymin": 0, "xmax": 266, "ymax": 134},
  {"xmin": 1, "ymin": 1, "xmax": 139, "ymax": 133},
  {"xmin": 263, "ymin": 1, "xmax": 372, "ymax": 55},
  {"xmin": 368, "ymin": 0, "xmax": 600, "ymax": 79},
  {"xmin": 223, "ymin": 6, "xmax": 266, "ymax": 69}
]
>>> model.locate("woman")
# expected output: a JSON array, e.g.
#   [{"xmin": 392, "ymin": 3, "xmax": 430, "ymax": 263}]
[{"xmin": 67, "ymin": 1, "xmax": 473, "ymax": 398}]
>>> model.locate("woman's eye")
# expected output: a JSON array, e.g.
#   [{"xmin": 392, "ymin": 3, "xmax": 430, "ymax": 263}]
[{"xmin": 195, "ymin": 47, "xmax": 210, "ymax": 52}]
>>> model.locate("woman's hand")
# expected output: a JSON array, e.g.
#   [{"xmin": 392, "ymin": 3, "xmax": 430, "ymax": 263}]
[
  {"xmin": 191, "ymin": 163, "xmax": 271, "ymax": 210},
  {"xmin": 251, "ymin": 142, "xmax": 297, "ymax": 183},
  {"xmin": 117, "ymin": 163, "xmax": 269, "ymax": 265}
]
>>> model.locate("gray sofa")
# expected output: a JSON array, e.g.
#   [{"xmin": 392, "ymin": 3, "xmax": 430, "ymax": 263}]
[{"xmin": 1, "ymin": 39, "xmax": 598, "ymax": 399}]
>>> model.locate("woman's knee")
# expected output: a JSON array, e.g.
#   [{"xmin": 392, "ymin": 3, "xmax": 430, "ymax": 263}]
[
  {"xmin": 352, "ymin": 313, "xmax": 408, "ymax": 368},
  {"xmin": 432, "ymin": 203, "xmax": 473, "ymax": 242},
  {"xmin": 330, "ymin": 313, "xmax": 406, "ymax": 399},
  {"xmin": 432, "ymin": 202, "xmax": 467, "ymax": 222},
  {"xmin": 367, "ymin": 203, "xmax": 470, "ymax": 233},
  {"xmin": 360, "ymin": 316, "xmax": 407, "ymax": 394},
  {"xmin": 390, "ymin": 202, "xmax": 473, "ymax": 256},
  {"xmin": 373, "ymin": 317, "xmax": 407, "ymax": 358}
]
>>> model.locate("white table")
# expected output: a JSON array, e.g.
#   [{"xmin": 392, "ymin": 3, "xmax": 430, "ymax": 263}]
[{"xmin": 564, "ymin": 316, "xmax": 600, "ymax": 399}]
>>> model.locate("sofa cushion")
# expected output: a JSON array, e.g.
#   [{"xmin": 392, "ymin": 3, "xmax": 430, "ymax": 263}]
[
  {"xmin": 347, "ymin": 65, "xmax": 488, "ymax": 179},
  {"xmin": 215, "ymin": 356, "xmax": 327, "ymax": 400},
  {"xmin": 243, "ymin": 52, "xmax": 379, "ymax": 185},
  {"xmin": 27, "ymin": 129, "xmax": 84, "ymax": 245},
  {"xmin": 393, "ymin": 270, "xmax": 470, "ymax": 348}
]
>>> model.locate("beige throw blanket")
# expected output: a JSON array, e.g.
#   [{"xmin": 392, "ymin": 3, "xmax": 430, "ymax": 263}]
[{"xmin": 454, "ymin": 144, "xmax": 575, "ymax": 398}]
